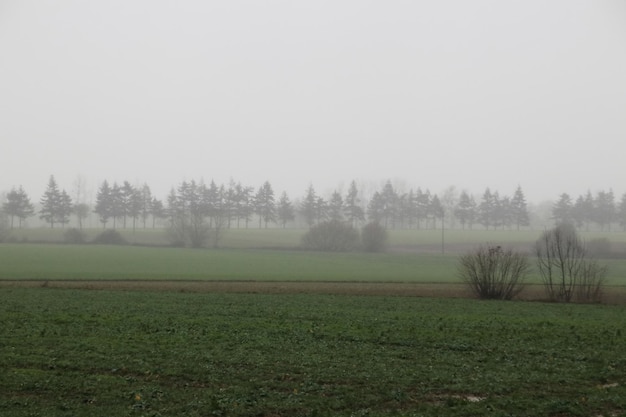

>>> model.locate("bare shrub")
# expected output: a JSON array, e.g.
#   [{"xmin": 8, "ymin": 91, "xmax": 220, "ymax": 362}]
[
  {"xmin": 458, "ymin": 245, "xmax": 529, "ymax": 300},
  {"xmin": 361, "ymin": 222, "xmax": 388, "ymax": 252},
  {"xmin": 302, "ymin": 220, "xmax": 359, "ymax": 252},
  {"xmin": 534, "ymin": 223, "xmax": 608, "ymax": 303}
]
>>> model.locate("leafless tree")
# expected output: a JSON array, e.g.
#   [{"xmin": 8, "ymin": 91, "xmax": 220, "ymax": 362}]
[
  {"xmin": 459, "ymin": 245, "xmax": 529, "ymax": 300},
  {"xmin": 534, "ymin": 223, "xmax": 607, "ymax": 303}
]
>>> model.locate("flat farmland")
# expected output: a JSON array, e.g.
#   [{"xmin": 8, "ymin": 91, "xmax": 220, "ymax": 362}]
[
  {"xmin": 2, "ymin": 230, "xmax": 626, "ymax": 416},
  {"xmin": 1, "ymin": 289, "xmax": 625, "ymax": 416}
]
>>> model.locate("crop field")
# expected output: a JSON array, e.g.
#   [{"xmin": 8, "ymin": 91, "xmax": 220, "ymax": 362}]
[
  {"xmin": 1, "ymin": 229, "xmax": 625, "ymax": 415},
  {"xmin": 1, "ymin": 288, "xmax": 625, "ymax": 416}
]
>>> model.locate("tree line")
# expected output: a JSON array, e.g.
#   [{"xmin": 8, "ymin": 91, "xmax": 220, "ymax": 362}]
[{"xmin": 2, "ymin": 176, "xmax": 626, "ymax": 233}]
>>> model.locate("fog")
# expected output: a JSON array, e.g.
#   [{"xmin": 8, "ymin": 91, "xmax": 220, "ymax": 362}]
[{"xmin": 1, "ymin": 1, "xmax": 625, "ymax": 203}]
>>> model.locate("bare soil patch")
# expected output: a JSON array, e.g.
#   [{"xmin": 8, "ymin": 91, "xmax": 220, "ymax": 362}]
[{"xmin": 2, "ymin": 280, "xmax": 625, "ymax": 304}]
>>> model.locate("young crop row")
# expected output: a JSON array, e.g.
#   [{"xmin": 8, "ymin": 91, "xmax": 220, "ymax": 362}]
[{"xmin": 1, "ymin": 288, "xmax": 625, "ymax": 416}]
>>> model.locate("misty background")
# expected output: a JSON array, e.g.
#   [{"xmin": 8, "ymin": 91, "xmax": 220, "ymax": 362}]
[{"xmin": 1, "ymin": 1, "xmax": 625, "ymax": 204}]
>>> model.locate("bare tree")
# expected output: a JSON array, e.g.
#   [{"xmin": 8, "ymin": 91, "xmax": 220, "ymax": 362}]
[
  {"xmin": 534, "ymin": 223, "xmax": 607, "ymax": 303},
  {"xmin": 459, "ymin": 245, "xmax": 529, "ymax": 300}
]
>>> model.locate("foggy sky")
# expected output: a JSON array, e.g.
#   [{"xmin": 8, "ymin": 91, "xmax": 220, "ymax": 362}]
[{"xmin": 1, "ymin": 1, "xmax": 625, "ymax": 204}]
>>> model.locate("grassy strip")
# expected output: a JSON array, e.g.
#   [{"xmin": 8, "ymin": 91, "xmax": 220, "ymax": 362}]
[{"xmin": 0, "ymin": 288, "xmax": 625, "ymax": 416}]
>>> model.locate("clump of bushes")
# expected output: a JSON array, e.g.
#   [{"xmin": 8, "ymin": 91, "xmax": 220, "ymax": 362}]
[
  {"xmin": 302, "ymin": 220, "xmax": 359, "ymax": 252},
  {"xmin": 63, "ymin": 228, "xmax": 86, "ymax": 244},
  {"xmin": 92, "ymin": 229, "xmax": 127, "ymax": 245},
  {"xmin": 361, "ymin": 222, "xmax": 387, "ymax": 252}
]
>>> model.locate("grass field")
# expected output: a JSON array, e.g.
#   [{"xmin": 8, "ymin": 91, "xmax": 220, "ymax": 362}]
[
  {"xmin": 1, "ymin": 288, "xmax": 625, "ymax": 416},
  {"xmin": 1, "ymin": 244, "xmax": 626, "ymax": 291}
]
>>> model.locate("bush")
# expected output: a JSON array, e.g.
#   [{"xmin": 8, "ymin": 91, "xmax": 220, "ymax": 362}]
[
  {"xmin": 458, "ymin": 245, "xmax": 529, "ymax": 300},
  {"xmin": 63, "ymin": 228, "xmax": 86, "ymax": 244},
  {"xmin": 361, "ymin": 222, "xmax": 388, "ymax": 252},
  {"xmin": 92, "ymin": 229, "xmax": 127, "ymax": 245},
  {"xmin": 302, "ymin": 220, "xmax": 359, "ymax": 252},
  {"xmin": 535, "ymin": 223, "xmax": 607, "ymax": 303}
]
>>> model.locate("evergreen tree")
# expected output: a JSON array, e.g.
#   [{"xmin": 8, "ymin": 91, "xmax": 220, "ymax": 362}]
[
  {"xmin": 3, "ymin": 186, "xmax": 34, "ymax": 228},
  {"xmin": 496, "ymin": 194, "xmax": 513, "ymax": 230},
  {"xmin": 120, "ymin": 181, "xmax": 135, "ymax": 228},
  {"xmin": 94, "ymin": 180, "xmax": 113, "ymax": 228},
  {"xmin": 327, "ymin": 191, "xmax": 344, "ymax": 222},
  {"xmin": 39, "ymin": 176, "xmax": 62, "ymax": 228},
  {"xmin": 552, "ymin": 193, "xmax": 574, "ymax": 225},
  {"xmin": 109, "ymin": 182, "xmax": 124, "ymax": 228},
  {"xmin": 315, "ymin": 196, "xmax": 328, "ymax": 224},
  {"xmin": 478, "ymin": 188, "xmax": 497, "ymax": 230},
  {"xmin": 402, "ymin": 190, "xmax": 416, "ymax": 229},
  {"xmin": 140, "ymin": 184, "xmax": 152, "ymax": 229},
  {"xmin": 57, "ymin": 190, "xmax": 73, "ymax": 227},
  {"xmin": 300, "ymin": 185, "xmax": 318, "ymax": 227},
  {"xmin": 395, "ymin": 192, "xmax": 410, "ymax": 229},
  {"xmin": 593, "ymin": 190, "xmax": 615, "ymax": 231},
  {"xmin": 150, "ymin": 197, "xmax": 165, "ymax": 228},
  {"xmin": 572, "ymin": 195, "xmax": 587, "ymax": 229},
  {"xmin": 454, "ymin": 191, "xmax": 476, "ymax": 230},
  {"xmin": 367, "ymin": 191, "xmax": 385, "ymax": 225},
  {"xmin": 379, "ymin": 181, "xmax": 397, "ymax": 228},
  {"xmin": 572, "ymin": 191, "xmax": 595, "ymax": 231},
  {"xmin": 128, "ymin": 187, "xmax": 144, "ymax": 231},
  {"xmin": 429, "ymin": 194, "xmax": 444, "ymax": 229},
  {"xmin": 237, "ymin": 184, "xmax": 255, "ymax": 228},
  {"xmin": 255, "ymin": 181, "xmax": 276, "ymax": 228},
  {"xmin": 510, "ymin": 186, "xmax": 530, "ymax": 230},
  {"xmin": 414, "ymin": 188, "xmax": 431, "ymax": 229},
  {"xmin": 276, "ymin": 191, "xmax": 295, "ymax": 228},
  {"xmin": 344, "ymin": 180, "xmax": 365, "ymax": 227}
]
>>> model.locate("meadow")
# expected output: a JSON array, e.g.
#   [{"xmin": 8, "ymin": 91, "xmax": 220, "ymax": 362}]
[{"xmin": 1, "ymin": 288, "xmax": 625, "ymax": 416}]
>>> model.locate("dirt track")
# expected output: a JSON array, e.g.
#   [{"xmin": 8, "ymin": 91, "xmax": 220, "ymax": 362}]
[{"xmin": 2, "ymin": 280, "xmax": 626, "ymax": 304}]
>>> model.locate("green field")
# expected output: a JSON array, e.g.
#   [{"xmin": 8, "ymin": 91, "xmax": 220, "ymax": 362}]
[
  {"xmin": 1, "ymin": 289, "xmax": 625, "ymax": 416},
  {"xmin": 2, "ymin": 244, "xmax": 626, "ymax": 288},
  {"xmin": 2, "ymin": 229, "xmax": 626, "ymax": 415}
]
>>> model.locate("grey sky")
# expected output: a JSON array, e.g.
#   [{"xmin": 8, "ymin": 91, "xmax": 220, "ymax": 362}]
[{"xmin": 1, "ymin": 1, "xmax": 625, "ymax": 204}]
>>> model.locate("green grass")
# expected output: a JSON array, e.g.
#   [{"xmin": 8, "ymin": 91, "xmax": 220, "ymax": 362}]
[
  {"xmin": 2, "ymin": 243, "xmax": 626, "ymax": 286},
  {"xmin": 1, "ymin": 288, "xmax": 625, "ymax": 416},
  {"xmin": 0, "ymin": 244, "xmax": 457, "ymax": 282}
]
